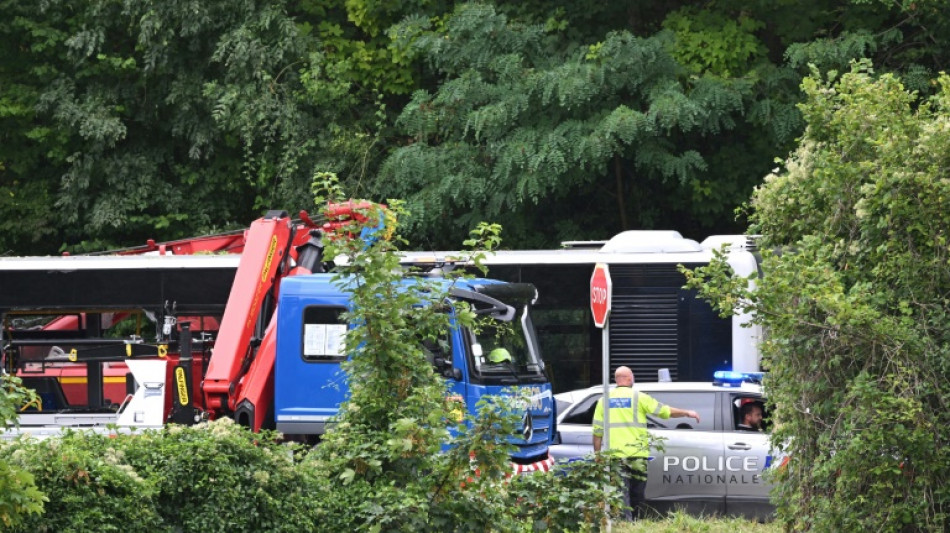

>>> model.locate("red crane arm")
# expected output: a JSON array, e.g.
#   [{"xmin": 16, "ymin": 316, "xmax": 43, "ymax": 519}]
[
  {"xmin": 201, "ymin": 211, "xmax": 295, "ymax": 413},
  {"xmin": 199, "ymin": 202, "xmax": 385, "ymax": 425}
]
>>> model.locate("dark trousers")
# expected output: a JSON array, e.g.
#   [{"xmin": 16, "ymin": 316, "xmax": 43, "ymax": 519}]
[{"xmin": 621, "ymin": 459, "xmax": 648, "ymax": 521}]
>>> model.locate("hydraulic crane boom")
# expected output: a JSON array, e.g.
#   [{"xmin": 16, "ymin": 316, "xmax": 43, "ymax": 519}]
[
  {"xmin": 199, "ymin": 203, "xmax": 383, "ymax": 430},
  {"xmin": 201, "ymin": 211, "xmax": 293, "ymax": 414},
  {"xmin": 200, "ymin": 210, "xmax": 327, "ymax": 425}
]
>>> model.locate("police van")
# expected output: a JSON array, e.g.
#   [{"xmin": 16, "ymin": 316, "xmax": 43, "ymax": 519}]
[{"xmin": 550, "ymin": 372, "xmax": 783, "ymax": 520}]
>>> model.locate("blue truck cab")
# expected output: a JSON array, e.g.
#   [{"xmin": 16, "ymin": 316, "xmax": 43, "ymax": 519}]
[{"xmin": 273, "ymin": 274, "xmax": 556, "ymax": 467}]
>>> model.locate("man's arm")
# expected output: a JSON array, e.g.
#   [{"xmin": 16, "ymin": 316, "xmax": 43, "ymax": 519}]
[
  {"xmin": 592, "ymin": 397, "xmax": 605, "ymax": 452},
  {"xmin": 668, "ymin": 406, "xmax": 701, "ymax": 423}
]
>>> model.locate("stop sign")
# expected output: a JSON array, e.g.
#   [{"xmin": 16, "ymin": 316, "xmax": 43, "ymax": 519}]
[{"xmin": 590, "ymin": 263, "xmax": 612, "ymax": 328}]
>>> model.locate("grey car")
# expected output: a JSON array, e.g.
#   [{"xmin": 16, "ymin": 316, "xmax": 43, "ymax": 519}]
[{"xmin": 551, "ymin": 379, "xmax": 782, "ymax": 519}]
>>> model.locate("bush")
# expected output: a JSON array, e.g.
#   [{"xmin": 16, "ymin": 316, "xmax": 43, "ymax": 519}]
[
  {"xmin": 5, "ymin": 420, "xmax": 320, "ymax": 532},
  {"xmin": 5, "ymin": 431, "xmax": 162, "ymax": 533},
  {"xmin": 0, "ymin": 457, "xmax": 46, "ymax": 529},
  {"xmin": 685, "ymin": 63, "xmax": 950, "ymax": 530},
  {"xmin": 0, "ymin": 375, "xmax": 46, "ymax": 528},
  {"xmin": 508, "ymin": 455, "xmax": 628, "ymax": 532},
  {"xmin": 115, "ymin": 419, "xmax": 319, "ymax": 533}
]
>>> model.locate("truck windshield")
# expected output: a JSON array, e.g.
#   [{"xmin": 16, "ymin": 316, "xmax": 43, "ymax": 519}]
[{"xmin": 465, "ymin": 304, "xmax": 546, "ymax": 385}]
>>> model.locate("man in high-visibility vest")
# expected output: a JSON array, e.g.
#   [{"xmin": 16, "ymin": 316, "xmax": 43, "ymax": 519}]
[{"xmin": 593, "ymin": 366, "xmax": 700, "ymax": 520}]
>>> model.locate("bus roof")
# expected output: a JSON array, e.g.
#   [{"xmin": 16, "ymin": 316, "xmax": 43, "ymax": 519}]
[{"xmin": 401, "ymin": 232, "xmax": 757, "ymax": 268}]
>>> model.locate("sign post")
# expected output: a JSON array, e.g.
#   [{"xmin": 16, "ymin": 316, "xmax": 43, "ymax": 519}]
[
  {"xmin": 591, "ymin": 263, "xmax": 613, "ymax": 529},
  {"xmin": 590, "ymin": 262, "xmax": 613, "ymax": 441}
]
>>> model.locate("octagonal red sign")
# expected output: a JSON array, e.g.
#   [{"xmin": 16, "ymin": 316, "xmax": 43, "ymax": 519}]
[{"xmin": 590, "ymin": 263, "xmax": 612, "ymax": 328}]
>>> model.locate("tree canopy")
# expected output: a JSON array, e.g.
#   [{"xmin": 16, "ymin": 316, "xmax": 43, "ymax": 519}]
[
  {"xmin": 378, "ymin": 3, "xmax": 759, "ymax": 246},
  {"xmin": 1, "ymin": 0, "xmax": 948, "ymax": 251}
]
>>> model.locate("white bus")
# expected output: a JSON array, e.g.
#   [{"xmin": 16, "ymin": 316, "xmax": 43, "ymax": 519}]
[{"xmin": 404, "ymin": 231, "xmax": 761, "ymax": 393}]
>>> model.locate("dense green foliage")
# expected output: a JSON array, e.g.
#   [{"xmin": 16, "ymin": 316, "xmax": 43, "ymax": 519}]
[
  {"xmin": 301, "ymin": 177, "xmax": 626, "ymax": 530},
  {"xmin": 1, "ymin": 0, "xmax": 297, "ymax": 252},
  {"xmin": 3, "ymin": 0, "xmax": 948, "ymax": 252},
  {"xmin": 685, "ymin": 62, "xmax": 950, "ymax": 530},
  {"xmin": 0, "ymin": 377, "xmax": 45, "ymax": 528},
  {"xmin": 4, "ymin": 421, "xmax": 320, "ymax": 532},
  {"xmin": 380, "ymin": 4, "xmax": 752, "ymax": 246},
  {"xmin": 616, "ymin": 511, "xmax": 779, "ymax": 533},
  {"xmin": 0, "ymin": 420, "xmax": 666, "ymax": 531}
]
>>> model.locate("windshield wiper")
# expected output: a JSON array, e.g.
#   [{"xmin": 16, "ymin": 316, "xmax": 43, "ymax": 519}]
[{"xmin": 499, "ymin": 360, "xmax": 521, "ymax": 384}]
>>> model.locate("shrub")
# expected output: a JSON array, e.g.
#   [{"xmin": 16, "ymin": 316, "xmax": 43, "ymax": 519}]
[
  {"xmin": 301, "ymin": 178, "xmax": 623, "ymax": 531},
  {"xmin": 0, "ymin": 375, "xmax": 46, "ymax": 528},
  {"xmin": 684, "ymin": 63, "xmax": 950, "ymax": 530},
  {"xmin": 5, "ymin": 420, "xmax": 320, "ymax": 532},
  {"xmin": 114, "ymin": 420, "xmax": 319, "ymax": 533},
  {"xmin": 5, "ymin": 431, "xmax": 162, "ymax": 533},
  {"xmin": 506, "ymin": 455, "xmax": 630, "ymax": 532}
]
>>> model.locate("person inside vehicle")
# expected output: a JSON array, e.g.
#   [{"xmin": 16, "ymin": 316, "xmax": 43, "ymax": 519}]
[
  {"xmin": 592, "ymin": 366, "xmax": 700, "ymax": 520},
  {"xmin": 737, "ymin": 401, "xmax": 764, "ymax": 431}
]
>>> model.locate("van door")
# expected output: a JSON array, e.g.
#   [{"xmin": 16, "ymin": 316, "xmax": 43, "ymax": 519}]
[
  {"xmin": 724, "ymin": 394, "xmax": 775, "ymax": 519},
  {"xmin": 274, "ymin": 299, "xmax": 349, "ymax": 436},
  {"xmin": 645, "ymin": 391, "xmax": 726, "ymax": 516}
]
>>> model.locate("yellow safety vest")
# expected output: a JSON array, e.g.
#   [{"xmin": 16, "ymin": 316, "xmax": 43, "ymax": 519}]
[{"xmin": 592, "ymin": 387, "xmax": 671, "ymax": 457}]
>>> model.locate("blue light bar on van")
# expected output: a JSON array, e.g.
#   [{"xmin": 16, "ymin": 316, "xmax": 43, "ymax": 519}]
[{"xmin": 713, "ymin": 371, "xmax": 765, "ymax": 387}]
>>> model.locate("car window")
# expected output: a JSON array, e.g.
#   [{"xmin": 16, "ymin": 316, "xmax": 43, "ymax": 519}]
[
  {"xmin": 555, "ymin": 398, "xmax": 574, "ymax": 418},
  {"xmin": 562, "ymin": 394, "xmax": 600, "ymax": 425},
  {"xmin": 646, "ymin": 391, "xmax": 716, "ymax": 432},
  {"xmin": 560, "ymin": 390, "xmax": 718, "ymax": 431},
  {"xmin": 301, "ymin": 306, "xmax": 347, "ymax": 361},
  {"xmin": 731, "ymin": 395, "xmax": 769, "ymax": 433}
]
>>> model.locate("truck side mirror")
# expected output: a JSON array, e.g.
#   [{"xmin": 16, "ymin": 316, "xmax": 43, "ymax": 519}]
[{"xmin": 433, "ymin": 356, "xmax": 461, "ymax": 380}]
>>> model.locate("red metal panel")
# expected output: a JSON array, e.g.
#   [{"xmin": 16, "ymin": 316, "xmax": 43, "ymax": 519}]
[
  {"xmin": 202, "ymin": 214, "xmax": 293, "ymax": 410},
  {"xmin": 234, "ymin": 318, "xmax": 278, "ymax": 430}
]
